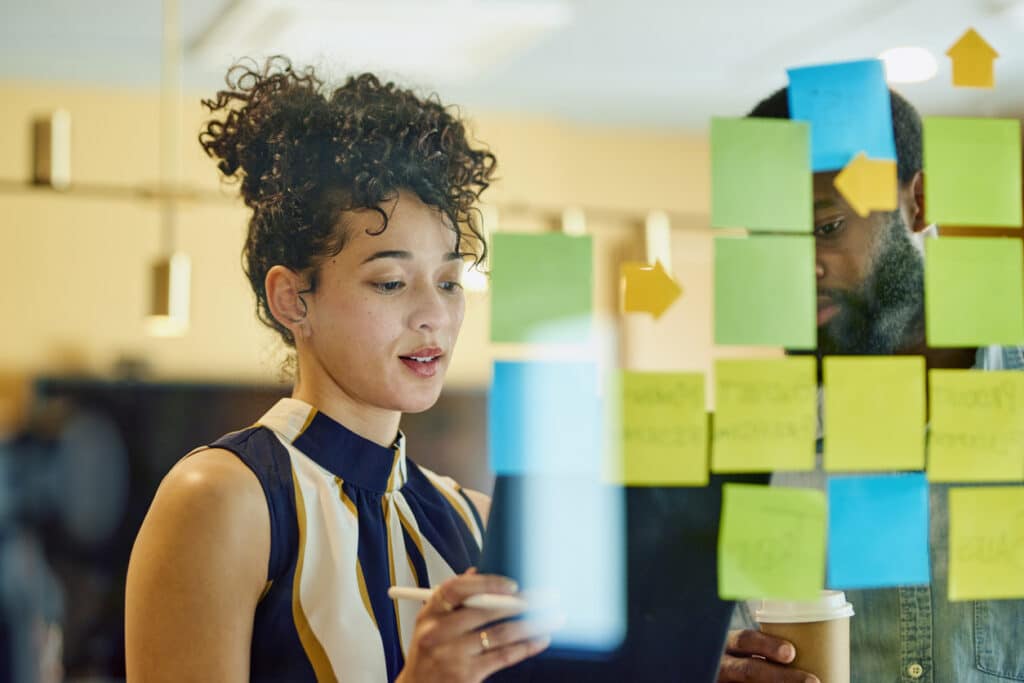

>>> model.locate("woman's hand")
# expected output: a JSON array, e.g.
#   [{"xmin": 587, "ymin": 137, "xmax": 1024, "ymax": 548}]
[
  {"xmin": 717, "ymin": 629, "xmax": 820, "ymax": 683},
  {"xmin": 397, "ymin": 569, "xmax": 554, "ymax": 683}
]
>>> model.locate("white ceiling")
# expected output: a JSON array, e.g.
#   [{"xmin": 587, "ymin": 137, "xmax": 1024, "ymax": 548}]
[{"xmin": 3, "ymin": 0, "xmax": 1024, "ymax": 129}]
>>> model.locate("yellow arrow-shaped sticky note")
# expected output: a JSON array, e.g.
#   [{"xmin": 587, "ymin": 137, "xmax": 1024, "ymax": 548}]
[
  {"xmin": 833, "ymin": 152, "xmax": 898, "ymax": 218},
  {"xmin": 946, "ymin": 28, "xmax": 999, "ymax": 89},
  {"xmin": 621, "ymin": 260, "xmax": 682, "ymax": 320}
]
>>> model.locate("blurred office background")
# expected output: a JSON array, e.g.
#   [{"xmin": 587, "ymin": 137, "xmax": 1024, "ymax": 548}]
[{"xmin": 2, "ymin": 0, "xmax": 1024, "ymax": 680}]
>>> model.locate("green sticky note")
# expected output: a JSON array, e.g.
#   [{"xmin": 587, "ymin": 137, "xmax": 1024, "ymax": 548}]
[
  {"xmin": 490, "ymin": 233, "xmax": 592, "ymax": 344},
  {"xmin": 712, "ymin": 358, "xmax": 817, "ymax": 472},
  {"xmin": 824, "ymin": 356, "xmax": 926, "ymax": 471},
  {"xmin": 617, "ymin": 371, "xmax": 708, "ymax": 486},
  {"xmin": 714, "ymin": 235, "xmax": 816, "ymax": 349},
  {"xmin": 718, "ymin": 483, "xmax": 826, "ymax": 600},
  {"xmin": 928, "ymin": 370, "xmax": 1024, "ymax": 483},
  {"xmin": 949, "ymin": 486, "xmax": 1024, "ymax": 601},
  {"xmin": 925, "ymin": 237, "xmax": 1024, "ymax": 347},
  {"xmin": 924, "ymin": 117, "xmax": 1023, "ymax": 228},
  {"xmin": 711, "ymin": 117, "xmax": 812, "ymax": 232}
]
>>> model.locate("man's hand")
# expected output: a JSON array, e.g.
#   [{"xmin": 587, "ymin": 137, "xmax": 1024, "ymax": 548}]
[{"xmin": 718, "ymin": 629, "xmax": 820, "ymax": 683}]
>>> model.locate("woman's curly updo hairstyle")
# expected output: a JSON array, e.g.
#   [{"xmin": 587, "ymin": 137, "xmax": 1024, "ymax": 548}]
[{"xmin": 199, "ymin": 56, "xmax": 496, "ymax": 346}]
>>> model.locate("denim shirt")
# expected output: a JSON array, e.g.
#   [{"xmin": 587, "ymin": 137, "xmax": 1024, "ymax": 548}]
[{"xmin": 732, "ymin": 345, "xmax": 1024, "ymax": 682}]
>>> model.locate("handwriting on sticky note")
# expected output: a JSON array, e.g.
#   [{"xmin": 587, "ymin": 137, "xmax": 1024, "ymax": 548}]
[
  {"xmin": 712, "ymin": 358, "xmax": 817, "ymax": 472},
  {"xmin": 787, "ymin": 59, "xmax": 897, "ymax": 172},
  {"xmin": 728, "ymin": 506, "xmax": 810, "ymax": 565},
  {"xmin": 718, "ymin": 483, "xmax": 826, "ymax": 600},
  {"xmin": 619, "ymin": 372, "xmax": 707, "ymax": 486},
  {"xmin": 949, "ymin": 486, "xmax": 1024, "ymax": 600},
  {"xmin": 928, "ymin": 370, "xmax": 1024, "ymax": 483}
]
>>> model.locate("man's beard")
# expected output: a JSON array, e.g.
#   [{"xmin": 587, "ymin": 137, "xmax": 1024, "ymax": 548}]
[{"xmin": 816, "ymin": 213, "xmax": 925, "ymax": 356}]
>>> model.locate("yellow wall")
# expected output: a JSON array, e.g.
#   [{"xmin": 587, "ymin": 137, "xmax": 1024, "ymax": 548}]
[{"xmin": 0, "ymin": 80, "xmax": 774, "ymax": 391}]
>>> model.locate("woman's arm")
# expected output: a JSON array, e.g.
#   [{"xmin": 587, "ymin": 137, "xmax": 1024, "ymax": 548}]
[{"xmin": 125, "ymin": 448, "xmax": 270, "ymax": 682}]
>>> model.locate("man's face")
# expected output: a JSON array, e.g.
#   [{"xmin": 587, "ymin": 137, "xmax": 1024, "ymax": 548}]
[{"xmin": 811, "ymin": 171, "xmax": 925, "ymax": 355}]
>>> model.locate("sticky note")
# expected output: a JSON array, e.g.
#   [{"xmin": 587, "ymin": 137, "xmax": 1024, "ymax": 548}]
[
  {"xmin": 925, "ymin": 237, "xmax": 1024, "ymax": 348},
  {"xmin": 824, "ymin": 356, "xmax": 925, "ymax": 471},
  {"xmin": 711, "ymin": 117, "xmax": 812, "ymax": 232},
  {"xmin": 621, "ymin": 260, "xmax": 682, "ymax": 319},
  {"xmin": 787, "ymin": 59, "xmax": 897, "ymax": 172},
  {"xmin": 489, "ymin": 361, "xmax": 602, "ymax": 475},
  {"xmin": 928, "ymin": 370, "xmax": 1024, "ymax": 483},
  {"xmin": 832, "ymin": 153, "xmax": 897, "ymax": 218},
  {"xmin": 949, "ymin": 486, "xmax": 1024, "ymax": 600},
  {"xmin": 714, "ymin": 235, "xmax": 816, "ymax": 349},
  {"xmin": 827, "ymin": 474, "xmax": 930, "ymax": 589},
  {"xmin": 924, "ymin": 117, "xmax": 1022, "ymax": 228},
  {"xmin": 617, "ymin": 371, "xmax": 707, "ymax": 486},
  {"xmin": 490, "ymin": 233, "xmax": 592, "ymax": 343},
  {"xmin": 718, "ymin": 483, "xmax": 826, "ymax": 600},
  {"xmin": 947, "ymin": 29, "xmax": 999, "ymax": 89},
  {"xmin": 712, "ymin": 357, "xmax": 817, "ymax": 473}
]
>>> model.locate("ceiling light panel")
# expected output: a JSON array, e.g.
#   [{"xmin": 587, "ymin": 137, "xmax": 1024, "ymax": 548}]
[{"xmin": 190, "ymin": 0, "xmax": 573, "ymax": 84}]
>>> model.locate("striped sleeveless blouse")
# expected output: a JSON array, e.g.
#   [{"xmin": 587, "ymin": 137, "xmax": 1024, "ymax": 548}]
[{"xmin": 197, "ymin": 398, "xmax": 485, "ymax": 681}]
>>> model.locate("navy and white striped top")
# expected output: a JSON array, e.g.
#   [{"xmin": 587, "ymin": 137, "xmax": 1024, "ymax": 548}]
[{"xmin": 193, "ymin": 398, "xmax": 485, "ymax": 682}]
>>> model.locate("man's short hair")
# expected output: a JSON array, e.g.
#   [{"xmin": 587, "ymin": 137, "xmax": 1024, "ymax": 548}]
[{"xmin": 747, "ymin": 87, "xmax": 923, "ymax": 185}]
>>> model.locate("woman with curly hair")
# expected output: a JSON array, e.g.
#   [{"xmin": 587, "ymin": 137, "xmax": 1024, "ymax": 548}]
[{"xmin": 125, "ymin": 58, "xmax": 550, "ymax": 682}]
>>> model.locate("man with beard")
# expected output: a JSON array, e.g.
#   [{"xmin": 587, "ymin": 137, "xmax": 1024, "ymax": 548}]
[{"xmin": 716, "ymin": 88, "xmax": 1024, "ymax": 683}]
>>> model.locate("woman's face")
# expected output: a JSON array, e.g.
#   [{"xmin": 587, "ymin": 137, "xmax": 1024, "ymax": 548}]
[{"xmin": 299, "ymin": 190, "xmax": 467, "ymax": 415}]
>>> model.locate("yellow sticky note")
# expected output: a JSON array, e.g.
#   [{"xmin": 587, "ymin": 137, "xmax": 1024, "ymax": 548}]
[
  {"xmin": 824, "ymin": 357, "xmax": 925, "ymax": 471},
  {"xmin": 949, "ymin": 486, "xmax": 1024, "ymax": 600},
  {"xmin": 617, "ymin": 371, "xmax": 707, "ymax": 486},
  {"xmin": 712, "ymin": 358, "xmax": 817, "ymax": 472},
  {"xmin": 833, "ymin": 153, "xmax": 897, "ymax": 218},
  {"xmin": 621, "ymin": 260, "xmax": 682, "ymax": 320},
  {"xmin": 718, "ymin": 483, "xmax": 826, "ymax": 600},
  {"xmin": 928, "ymin": 370, "xmax": 1024, "ymax": 483},
  {"xmin": 946, "ymin": 28, "xmax": 999, "ymax": 89}
]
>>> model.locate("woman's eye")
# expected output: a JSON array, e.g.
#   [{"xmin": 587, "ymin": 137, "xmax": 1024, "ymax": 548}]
[
  {"xmin": 373, "ymin": 281, "xmax": 405, "ymax": 293},
  {"xmin": 440, "ymin": 280, "xmax": 463, "ymax": 293},
  {"xmin": 814, "ymin": 218, "xmax": 845, "ymax": 237}
]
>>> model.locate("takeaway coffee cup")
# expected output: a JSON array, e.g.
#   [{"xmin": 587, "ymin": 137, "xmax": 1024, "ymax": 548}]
[{"xmin": 754, "ymin": 591, "xmax": 854, "ymax": 683}]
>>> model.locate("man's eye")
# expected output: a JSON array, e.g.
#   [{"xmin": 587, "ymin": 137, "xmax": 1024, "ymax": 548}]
[
  {"xmin": 373, "ymin": 281, "xmax": 405, "ymax": 293},
  {"xmin": 814, "ymin": 219, "xmax": 845, "ymax": 237}
]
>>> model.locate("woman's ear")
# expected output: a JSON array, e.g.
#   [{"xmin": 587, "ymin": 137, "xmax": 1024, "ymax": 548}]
[{"xmin": 266, "ymin": 265, "xmax": 311, "ymax": 339}]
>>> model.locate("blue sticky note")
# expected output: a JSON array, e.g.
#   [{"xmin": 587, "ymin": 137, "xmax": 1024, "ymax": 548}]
[
  {"xmin": 827, "ymin": 474, "xmax": 930, "ymax": 589},
  {"xmin": 488, "ymin": 361, "xmax": 602, "ymax": 475},
  {"xmin": 787, "ymin": 59, "xmax": 897, "ymax": 172}
]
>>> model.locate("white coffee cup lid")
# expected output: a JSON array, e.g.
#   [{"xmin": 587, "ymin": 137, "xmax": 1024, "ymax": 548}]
[{"xmin": 754, "ymin": 590, "xmax": 855, "ymax": 624}]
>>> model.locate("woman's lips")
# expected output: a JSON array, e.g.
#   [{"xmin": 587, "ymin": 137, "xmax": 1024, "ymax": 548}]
[
  {"xmin": 399, "ymin": 345, "xmax": 444, "ymax": 378},
  {"xmin": 399, "ymin": 354, "xmax": 443, "ymax": 378}
]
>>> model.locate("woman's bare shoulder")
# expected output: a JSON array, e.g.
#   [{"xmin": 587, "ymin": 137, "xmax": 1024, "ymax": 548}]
[{"xmin": 125, "ymin": 447, "xmax": 270, "ymax": 680}]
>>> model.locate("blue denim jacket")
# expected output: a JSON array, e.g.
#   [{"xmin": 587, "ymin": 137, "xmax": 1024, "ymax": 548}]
[{"xmin": 732, "ymin": 345, "xmax": 1024, "ymax": 682}]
